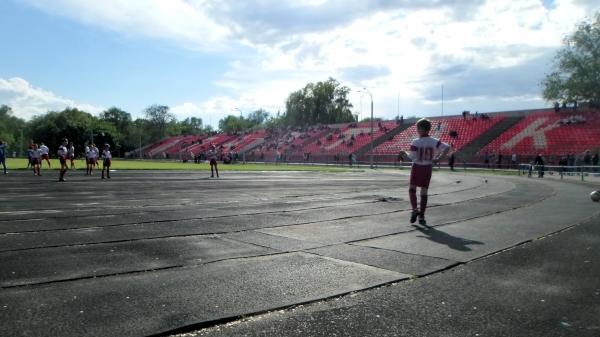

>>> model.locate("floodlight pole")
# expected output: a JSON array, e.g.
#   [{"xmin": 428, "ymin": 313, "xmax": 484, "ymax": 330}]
[
  {"xmin": 441, "ymin": 84, "xmax": 444, "ymax": 117},
  {"xmin": 357, "ymin": 88, "xmax": 374, "ymax": 168},
  {"xmin": 139, "ymin": 133, "xmax": 142, "ymax": 159}
]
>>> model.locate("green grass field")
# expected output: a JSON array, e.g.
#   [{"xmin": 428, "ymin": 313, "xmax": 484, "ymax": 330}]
[
  {"xmin": 3, "ymin": 158, "xmax": 525, "ymax": 176},
  {"xmin": 3, "ymin": 158, "xmax": 354, "ymax": 172}
]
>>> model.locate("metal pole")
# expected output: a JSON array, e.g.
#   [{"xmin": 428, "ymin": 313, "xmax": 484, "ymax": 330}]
[
  {"xmin": 441, "ymin": 85, "xmax": 444, "ymax": 117},
  {"xmin": 370, "ymin": 94, "xmax": 374, "ymax": 169},
  {"xmin": 397, "ymin": 93, "xmax": 399, "ymax": 119},
  {"xmin": 139, "ymin": 133, "xmax": 142, "ymax": 159}
]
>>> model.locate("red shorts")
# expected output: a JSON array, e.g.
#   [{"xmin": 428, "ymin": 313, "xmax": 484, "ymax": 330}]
[
  {"xmin": 410, "ymin": 164, "xmax": 433, "ymax": 188},
  {"xmin": 210, "ymin": 159, "xmax": 217, "ymax": 165},
  {"xmin": 41, "ymin": 154, "xmax": 49, "ymax": 160},
  {"xmin": 59, "ymin": 157, "xmax": 67, "ymax": 166}
]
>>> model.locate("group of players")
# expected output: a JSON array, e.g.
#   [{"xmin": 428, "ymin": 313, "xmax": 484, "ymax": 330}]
[{"xmin": 27, "ymin": 139, "xmax": 112, "ymax": 181}]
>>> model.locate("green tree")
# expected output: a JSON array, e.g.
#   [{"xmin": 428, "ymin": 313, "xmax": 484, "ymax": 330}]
[
  {"xmin": 101, "ymin": 107, "xmax": 132, "ymax": 135},
  {"xmin": 0, "ymin": 105, "xmax": 27, "ymax": 156},
  {"xmin": 542, "ymin": 13, "xmax": 600, "ymax": 105},
  {"xmin": 144, "ymin": 105, "xmax": 174, "ymax": 140},
  {"xmin": 179, "ymin": 117, "xmax": 203, "ymax": 135},
  {"xmin": 218, "ymin": 115, "xmax": 248, "ymax": 133},
  {"xmin": 245, "ymin": 109, "xmax": 269, "ymax": 129},
  {"xmin": 284, "ymin": 78, "xmax": 355, "ymax": 127},
  {"xmin": 28, "ymin": 108, "xmax": 118, "ymax": 156}
]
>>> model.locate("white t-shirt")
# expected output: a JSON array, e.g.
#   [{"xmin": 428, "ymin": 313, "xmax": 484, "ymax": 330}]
[
  {"xmin": 90, "ymin": 148, "xmax": 99, "ymax": 159},
  {"xmin": 207, "ymin": 149, "xmax": 217, "ymax": 160},
  {"xmin": 85, "ymin": 146, "xmax": 91, "ymax": 158},
  {"xmin": 40, "ymin": 145, "xmax": 49, "ymax": 155},
  {"xmin": 31, "ymin": 149, "xmax": 42, "ymax": 159},
  {"xmin": 102, "ymin": 149, "xmax": 112, "ymax": 159},
  {"xmin": 408, "ymin": 136, "xmax": 449, "ymax": 166},
  {"xmin": 57, "ymin": 145, "xmax": 68, "ymax": 158}
]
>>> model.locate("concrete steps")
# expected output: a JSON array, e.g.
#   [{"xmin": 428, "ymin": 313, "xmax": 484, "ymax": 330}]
[{"xmin": 456, "ymin": 116, "xmax": 524, "ymax": 162}]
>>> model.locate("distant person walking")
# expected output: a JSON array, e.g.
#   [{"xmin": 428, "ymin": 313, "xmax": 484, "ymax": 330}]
[
  {"xmin": 534, "ymin": 153, "xmax": 545, "ymax": 178},
  {"xmin": 101, "ymin": 144, "xmax": 112, "ymax": 179},
  {"xmin": 0, "ymin": 140, "xmax": 7, "ymax": 175},
  {"xmin": 207, "ymin": 144, "xmax": 219, "ymax": 178},
  {"xmin": 26, "ymin": 144, "xmax": 33, "ymax": 169},
  {"xmin": 31, "ymin": 143, "xmax": 41, "ymax": 176},
  {"xmin": 483, "ymin": 151, "xmax": 490, "ymax": 168},
  {"xmin": 40, "ymin": 142, "xmax": 51, "ymax": 168},
  {"xmin": 68, "ymin": 142, "xmax": 76, "ymax": 169},
  {"xmin": 57, "ymin": 138, "xmax": 69, "ymax": 182},
  {"xmin": 448, "ymin": 146, "xmax": 456, "ymax": 171}
]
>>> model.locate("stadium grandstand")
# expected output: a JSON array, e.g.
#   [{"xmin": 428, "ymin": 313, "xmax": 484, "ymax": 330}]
[{"xmin": 130, "ymin": 107, "xmax": 600, "ymax": 166}]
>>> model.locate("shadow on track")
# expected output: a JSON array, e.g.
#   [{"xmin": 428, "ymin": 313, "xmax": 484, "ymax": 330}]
[{"xmin": 413, "ymin": 224, "xmax": 484, "ymax": 251}]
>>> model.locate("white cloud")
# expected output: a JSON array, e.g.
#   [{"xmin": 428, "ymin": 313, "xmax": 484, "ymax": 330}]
[
  {"xmin": 17, "ymin": 0, "xmax": 600, "ymax": 122},
  {"xmin": 21, "ymin": 0, "xmax": 232, "ymax": 51},
  {"xmin": 0, "ymin": 77, "xmax": 104, "ymax": 119}
]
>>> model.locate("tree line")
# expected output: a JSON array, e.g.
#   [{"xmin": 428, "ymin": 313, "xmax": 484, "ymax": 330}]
[{"xmin": 0, "ymin": 77, "xmax": 356, "ymax": 157}]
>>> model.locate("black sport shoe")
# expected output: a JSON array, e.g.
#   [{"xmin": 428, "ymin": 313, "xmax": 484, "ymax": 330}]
[
  {"xmin": 410, "ymin": 209, "xmax": 419, "ymax": 223},
  {"xmin": 418, "ymin": 215, "xmax": 426, "ymax": 226}
]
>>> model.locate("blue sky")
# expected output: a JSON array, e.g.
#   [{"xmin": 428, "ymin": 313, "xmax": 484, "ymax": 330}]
[{"xmin": 1, "ymin": 0, "xmax": 598, "ymax": 128}]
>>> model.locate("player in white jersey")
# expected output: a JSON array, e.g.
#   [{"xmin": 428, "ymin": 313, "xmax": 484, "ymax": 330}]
[
  {"xmin": 85, "ymin": 144, "xmax": 92, "ymax": 175},
  {"xmin": 31, "ymin": 143, "xmax": 42, "ymax": 176},
  {"xmin": 101, "ymin": 143, "xmax": 112, "ymax": 179},
  {"xmin": 57, "ymin": 138, "xmax": 69, "ymax": 182},
  {"xmin": 88, "ymin": 144, "xmax": 99, "ymax": 175},
  {"xmin": 400, "ymin": 119, "xmax": 450, "ymax": 225},
  {"xmin": 39, "ymin": 142, "xmax": 51, "ymax": 168},
  {"xmin": 68, "ymin": 142, "xmax": 76, "ymax": 169}
]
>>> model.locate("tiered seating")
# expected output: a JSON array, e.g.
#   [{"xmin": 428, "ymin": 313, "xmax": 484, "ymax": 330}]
[
  {"xmin": 165, "ymin": 135, "xmax": 204, "ymax": 157},
  {"xmin": 302, "ymin": 121, "xmax": 398, "ymax": 155},
  {"xmin": 146, "ymin": 136, "xmax": 184, "ymax": 158},
  {"xmin": 372, "ymin": 115, "xmax": 504, "ymax": 154},
  {"xmin": 479, "ymin": 110, "xmax": 600, "ymax": 156},
  {"xmin": 177, "ymin": 134, "xmax": 232, "ymax": 156},
  {"xmin": 221, "ymin": 130, "xmax": 267, "ymax": 154}
]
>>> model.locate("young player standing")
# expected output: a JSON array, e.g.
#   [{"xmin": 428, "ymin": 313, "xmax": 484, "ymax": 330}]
[
  {"xmin": 400, "ymin": 119, "xmax": 450, "ymax": 225},
  {"xmin": 207, "ymin": 144, "xmax": 219, "ymax": 178},
  {"xmin": 31, "ymin": 143, "xmax": 42, "ymax": 176},
  {"xmin": 68, "ymin": 142, "xmax": 76, "ymax": 169},
  {"xmin": 0, "ymin": 140, "xmax": 7, "ymax": 175},
  {"xmin": 88, "ymin": 144, "xmax": 99, "ymax": 175},
  {"xmin": 57, "ymin": 138, "xmax": 69, "ymax": 182},
  {"xmin": 101, "ymin": 143, "xmax": 112, "ymax": 179},
  {"xmin": 40, "ymin": 142, "xmax": 51, "ymax": 168}
]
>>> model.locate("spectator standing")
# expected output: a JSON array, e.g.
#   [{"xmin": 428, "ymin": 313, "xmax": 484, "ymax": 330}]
[
  {"xmin": 534, "ymin": 153, "xmax": 545, "ymax": 178},
  {"xmin": 582, "ymin": 150, "xmax": 592, "ymax": 174},
  {"xmin": 0, "ymin": 140, "xmax": 6, "ymax": 174},
  {"xmin": 511, "ymin": 153, "xmax": 517, "ymax": 169},
  {"xmin": 483, "ymin": 151, "xmax": 490, "ymax": 168}
]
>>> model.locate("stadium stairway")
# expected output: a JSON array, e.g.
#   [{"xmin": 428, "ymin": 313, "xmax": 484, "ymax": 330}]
[
  {"xmin": 455, "ymin": 116, "xmax": 524, "ymax": 162},
  {"xmin": 355, "ymin": 120, "xmax": 414, "ymax": 157}
]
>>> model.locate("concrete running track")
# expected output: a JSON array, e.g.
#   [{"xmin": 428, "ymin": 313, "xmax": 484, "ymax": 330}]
[{"xmin": 0, "ymin": 168, "xmax": 598, "ymax": 337}]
